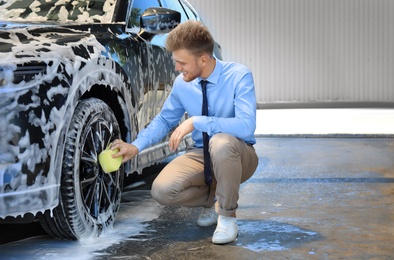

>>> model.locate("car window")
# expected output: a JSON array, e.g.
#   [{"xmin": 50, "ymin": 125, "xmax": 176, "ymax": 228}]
[
  {"xmin": 161, "ymin": 0, "xmax": 187, "ymax": 22},
  {"xmin": 179, "ymin": 0, "xmax": 199, "ymax": 20}
]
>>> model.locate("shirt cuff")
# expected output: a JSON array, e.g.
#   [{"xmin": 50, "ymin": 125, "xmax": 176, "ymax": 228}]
[
  {"xmin": 193, "ymin": 116, "xmax": 210, "ymax": 133},
  {"xmin": 131, "ymin": 139, "xmax": 146, "ymax": 153}
]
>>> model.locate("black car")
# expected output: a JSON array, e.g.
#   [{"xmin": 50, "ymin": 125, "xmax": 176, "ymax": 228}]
[{"xmin": 0, "ymin": 0, "xmax": 221, "ymax": 240}]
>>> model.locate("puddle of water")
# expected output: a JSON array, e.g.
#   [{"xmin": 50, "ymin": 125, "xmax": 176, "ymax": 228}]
[
  {"xmin": 236, "ymin": 220, "xmax": 320, "ymax": 252},
  {"xmin": 0, "ymin": 190, "xmax": 163, "ymax": 260}
]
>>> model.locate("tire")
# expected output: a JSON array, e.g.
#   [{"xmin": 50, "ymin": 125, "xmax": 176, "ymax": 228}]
[{"xmin": 38, "ymin": 98, "xmax": 124, "ymax": 240}]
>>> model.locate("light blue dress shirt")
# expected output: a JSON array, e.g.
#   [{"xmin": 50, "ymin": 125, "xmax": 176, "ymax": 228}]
[{"xmin": 132, "ymin": 59, "xmax": 257, "ymax": 151}]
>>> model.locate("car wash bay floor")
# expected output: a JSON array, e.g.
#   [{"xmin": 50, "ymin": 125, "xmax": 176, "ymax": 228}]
[
  {"xmin": 97, "ymin": 136, "xmax": 394, "ymax": 260},
  {"xmin": 1, "ymin": 109, "xmax": 393, "ymax": 259}
]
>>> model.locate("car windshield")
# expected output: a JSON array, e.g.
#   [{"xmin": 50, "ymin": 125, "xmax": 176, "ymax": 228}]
[{"xmin": 0, "ymin": 0, "xmax": 116, "ymax": 23}]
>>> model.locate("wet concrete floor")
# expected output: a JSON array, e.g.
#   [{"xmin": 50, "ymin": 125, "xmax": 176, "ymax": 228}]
[{"xmin": 97, "ymin": 136, "xmax": 394, "ymax": 259}]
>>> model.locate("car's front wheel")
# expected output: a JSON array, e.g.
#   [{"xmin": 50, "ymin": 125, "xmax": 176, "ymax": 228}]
[{"xmin": 38, "ymin": 98, "xmax": 124, "ymax": 240}]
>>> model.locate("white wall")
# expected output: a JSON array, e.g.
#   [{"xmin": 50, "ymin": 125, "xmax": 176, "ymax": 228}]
[{"xmin": 188, "ymin": 0, "xmax": 394, "ymax": 108}]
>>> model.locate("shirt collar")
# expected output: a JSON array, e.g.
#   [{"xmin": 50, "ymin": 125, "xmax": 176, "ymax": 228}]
[{"xmin": 198, "ymin": 58, "xmax": 223, "ymax": 86}]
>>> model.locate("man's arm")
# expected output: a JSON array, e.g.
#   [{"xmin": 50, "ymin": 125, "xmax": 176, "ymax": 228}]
[{"xmin": 111, "ymin": 83, "xmax": 186, "ymax": 162}]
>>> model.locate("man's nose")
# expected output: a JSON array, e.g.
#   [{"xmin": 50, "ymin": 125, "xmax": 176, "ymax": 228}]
[{"xmin": 174, "ymin": 63, "xmax": 182, "ymax": 72}]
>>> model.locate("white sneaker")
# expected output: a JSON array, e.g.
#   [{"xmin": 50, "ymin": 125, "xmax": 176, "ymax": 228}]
[
  {"xmin": 197, "ymin": 207, "xmax": 218, "ymax": 227},
  {"xmin": 212, "ymin": 215, "xmax": 238, "ymax": 244}
]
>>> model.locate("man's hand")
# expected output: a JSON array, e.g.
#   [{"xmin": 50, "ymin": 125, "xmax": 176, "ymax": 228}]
[
  {"xmin": 169, "ymin": 117, "xmax": 194, "ymax": 151},
  {"xmin": 111, "ymin": 140, "xmax": 139, "ymax": 163}
]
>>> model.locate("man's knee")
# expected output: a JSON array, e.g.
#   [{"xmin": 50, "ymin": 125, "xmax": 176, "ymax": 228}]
[
  {"xmin": 209, "ymin": 133, "xmax": 238, "ymax": 161},
  {"xmin": 151, "ymin": 179, "xmax": 173, "ymax": 206}
]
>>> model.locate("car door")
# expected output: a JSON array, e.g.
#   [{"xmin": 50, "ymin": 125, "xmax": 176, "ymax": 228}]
[{"xmin": 129, "ymin": 0, "xmax": 176, "ymax": 132}]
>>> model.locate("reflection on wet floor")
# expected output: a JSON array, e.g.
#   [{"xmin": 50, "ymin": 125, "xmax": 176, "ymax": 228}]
[{"xmin": 0, "ymin": 190, "xmax": 164, "ymax": 260}]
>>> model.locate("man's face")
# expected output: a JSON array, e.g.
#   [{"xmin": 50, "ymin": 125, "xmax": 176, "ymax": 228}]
[{"xmin": 172, "ymin": 49, "xmax": 203, "ymax": 82}]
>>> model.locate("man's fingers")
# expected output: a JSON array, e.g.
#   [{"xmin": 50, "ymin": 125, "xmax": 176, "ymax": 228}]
[
  {"xmin": 111, "ymin": 139, "xmax": 123, "ymax": 149},
  {"xmin": 169, "ymin": 136, "xmax": 176, "ymax": 151},
  {"xmin": 108, "ymin": 140, "xmax": 139, "ymax": 162},
  {"xmin": 169, "ymin": 118, "xmax": 194, "ymax": 151},
  {"xmin": 111, "ymin": 149, "xmax": 124, "ymax": 158},
  {"xmin": 169, "ymin": 131, "xmax": 182, "ymax": 151}
]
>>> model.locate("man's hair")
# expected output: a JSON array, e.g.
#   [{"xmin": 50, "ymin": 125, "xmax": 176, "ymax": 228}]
[{"xmin": 166, "ymin": 20, "xmax": 214, "ymax": 57}]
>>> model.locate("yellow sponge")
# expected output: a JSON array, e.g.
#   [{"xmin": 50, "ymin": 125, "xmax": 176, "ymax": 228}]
[{"xmin": 98, "ymin": 148, "xmax": 123, "ymax": 173}]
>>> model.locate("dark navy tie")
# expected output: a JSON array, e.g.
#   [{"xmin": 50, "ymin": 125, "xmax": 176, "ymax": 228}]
[{"xmin": 201, "ymin": 80, "xmax": 212, "ymax": 186}]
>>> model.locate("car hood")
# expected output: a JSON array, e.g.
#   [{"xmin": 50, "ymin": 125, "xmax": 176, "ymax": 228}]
[
  {"xmin": 0, "ymin": 21, "xmax": 93, "ymax": 52},
  {"xmin": 0, "ymin": 22, "xmax": 107, "ymax": 64}
]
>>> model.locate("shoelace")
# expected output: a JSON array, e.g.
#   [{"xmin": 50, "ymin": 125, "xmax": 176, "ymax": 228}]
[
  {"xmin": 201, "ymin": 208, "xmax": 215, "ymax": 218},
  {"xmin": 216, "ymin": 217, "xmax": 232, "ymax": 233}
]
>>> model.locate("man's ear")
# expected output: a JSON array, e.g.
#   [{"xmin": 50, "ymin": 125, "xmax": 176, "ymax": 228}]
[{"xmin": 200, "ymin": 53, "xmax": 209, "ymax": 66}]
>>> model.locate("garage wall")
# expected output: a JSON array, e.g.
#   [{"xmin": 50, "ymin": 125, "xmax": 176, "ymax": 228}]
[{"xmin": 187, "ymin": 0, "xmax": 394, "ymax": 108}]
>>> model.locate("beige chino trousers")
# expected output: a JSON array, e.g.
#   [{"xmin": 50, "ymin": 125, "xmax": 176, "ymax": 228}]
[{"xmin": 151, "ymin": 133, "xmax": 259, "ymax": 217}]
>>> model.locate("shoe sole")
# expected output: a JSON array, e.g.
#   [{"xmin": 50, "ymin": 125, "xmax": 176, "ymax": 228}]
[
  {"xmin": 212, "ymin": 234, "xmax": 238, "ymax": 244},
  {"xmin": 197, "ymin": 220, "xmax": 217, "ymax": 227}
]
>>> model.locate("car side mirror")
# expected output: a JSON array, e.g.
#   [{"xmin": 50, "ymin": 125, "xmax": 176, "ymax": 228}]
[{"xmin": 140, "ymin": 7, "xmax": 181, "ymax": 35}]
